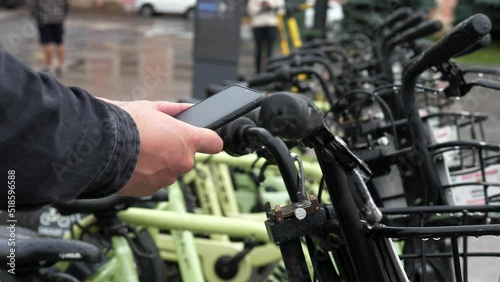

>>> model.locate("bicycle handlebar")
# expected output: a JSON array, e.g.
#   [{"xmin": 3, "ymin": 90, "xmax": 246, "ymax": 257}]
[
  {"xmin": 266, "ymin": 55, "xmax": 336, "ymax": 83},
  {"xmin": 469, "ymin": 78, "xmax": 500, "ymax": 91},
  {"xmin": 247, "ymin": 72, "xmax": 282, "ymax": 87},
  {"xmin": 393, "ymin": 20, "xmax": 443, "ymax": 45},
  {"xmin": 54, "ymin": 189, "xmax": 169, "ymax": 215},
  {"xmin": 248, "ymin": 67, "xmax": 335, "ymax": 107},
  {"xmin": 259, "ymin": 93, "xmax": 323, "ymax": 141},
  {"xmin": 379, "ymin": 7, "xmax": 413, "ymax": 31},
  {"xmin": 382, "ymin": 20, "xmax": 442, "ymax": 75},
  {"xmin": 383, "ymin": 12, "xmax": 426, "ymax": 46},
  {"xmin": 218, "ymin": 117, "xmax": 302, "ymax": 202},
  {"xmin": 455, "ymin": 34, "xmax": 491, "ymax": 58},
  {"xmin": 462, "ymin": 64, "xmax": 500, "ymax": 76},
  {"xmin": 259, "ymin": 92, "xmax": 381, "ymax": 225},
  {"xmin": 416, "ymin": 14, "xmax": 491, "ymax": 71},
  {"xmin": 400, "ymin": 14, "xmax": 491, "ymax": 203}
]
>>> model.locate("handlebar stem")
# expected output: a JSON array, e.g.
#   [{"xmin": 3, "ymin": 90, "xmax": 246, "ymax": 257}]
[{"xmin": 244, "ymin": 127, "xmax": 302, "ymax": 202}]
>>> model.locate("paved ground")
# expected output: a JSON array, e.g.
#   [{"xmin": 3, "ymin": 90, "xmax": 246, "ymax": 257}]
[
  {"xmin": 1, "ymin": 7, "xmax": 500, "ymax": 281},
  {"xmin": 0, "ymin": 8, "xmax": 256, "ymax": 103}
]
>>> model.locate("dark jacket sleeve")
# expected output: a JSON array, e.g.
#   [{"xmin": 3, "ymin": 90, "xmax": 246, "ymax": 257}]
[{"xmin": 0, "ymin": 48, "xmax": 140, "ymax": 211}]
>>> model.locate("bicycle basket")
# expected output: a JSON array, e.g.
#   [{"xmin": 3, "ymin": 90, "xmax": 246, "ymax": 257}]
[
  {"xmin": 430, "ymin": 140, "xmax": 500, "ymax": 210},
  {"xmin": 373, "ymin": 205, "xmax": 500, "ymax": 282}
]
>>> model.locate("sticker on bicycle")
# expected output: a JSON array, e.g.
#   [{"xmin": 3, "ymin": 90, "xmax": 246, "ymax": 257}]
[{"xmin": 448, "ymin": 164, "xmax": 500, "ymax": 206}]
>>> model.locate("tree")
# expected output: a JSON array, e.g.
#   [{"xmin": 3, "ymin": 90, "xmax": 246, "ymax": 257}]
[{"xmin": 340, "ymin": 0, "xmax": 436, "ymax": 35}]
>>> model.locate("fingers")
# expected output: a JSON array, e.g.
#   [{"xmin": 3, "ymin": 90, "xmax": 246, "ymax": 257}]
[
  {"xmin": 154, "ymin": 101, "xmax": 193, "ymax": 116},
  {"xmin": 194, "ymin": 128, "xmax": 224, "ymax": 154}
]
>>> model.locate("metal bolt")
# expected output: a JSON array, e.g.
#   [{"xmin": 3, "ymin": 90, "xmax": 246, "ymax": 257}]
[
  {"xmin": 294, "ymin": 208, "xmax": 307, "ymax": 220},
  {"xmin": 377, "ymin": 136, "xmax": 390, "ymax": 146}
]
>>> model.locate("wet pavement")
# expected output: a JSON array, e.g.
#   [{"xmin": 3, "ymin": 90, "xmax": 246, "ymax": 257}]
[{"xmin": 0, "ymin": 8, "xmax": 255, "ymax": 103}]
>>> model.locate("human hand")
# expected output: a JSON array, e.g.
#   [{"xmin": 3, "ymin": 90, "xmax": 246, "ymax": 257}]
[{"xmin": 101, "ymin": 99, "xmax": 223, "ymax": 197}]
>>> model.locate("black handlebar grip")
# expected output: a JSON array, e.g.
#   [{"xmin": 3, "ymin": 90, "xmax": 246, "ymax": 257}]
[
  {"xmin": 248, "ymin": 72, "xmax": 279, "ymax": 87},
  {"xmin": 385, "ymin": 12, "xmax": 426, "ymax": 43},
  {"xmin": 455, "ymin": 34, "xmax": 491, "ymax": 58},
  {"xmin": 462, "ymin": 65, "xmax": 500, "ymax": 76},
  {"xmin": 420, "ymin": 14, "xmax": 491, "ymax": 67},
  {"xmin": 205, "ymin": 83, "xmax": 226, "ymax": 97},
  {"xmin": 380, "ymin": 7, "xmax": 413, "ymax": 30},
  {"xmin": 218, "ymin": 117, "xmax": 257, "ymax": 156},
  {"xmin": 470, "ymin": 78, "xmax": 500, "ymax": 91},
  {"xmin": 150, "ymin": 189, "xmax": 169, "ymax": 202},
  {"xmin": 396, "ymin": 20, "xmax": 443, "ymax": 44},
  {"xmin": 259, "ymin": 92, "xmax": 323, "ymax": 141}
]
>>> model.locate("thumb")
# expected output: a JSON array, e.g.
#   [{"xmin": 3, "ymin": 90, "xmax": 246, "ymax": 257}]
[
  {"xmin": 154, "ymin": 101, "xmax": 193, "ymax": 116},
  {"xmin": 192, "ymin": 127, "xmax": 224, "ymax": 154}
]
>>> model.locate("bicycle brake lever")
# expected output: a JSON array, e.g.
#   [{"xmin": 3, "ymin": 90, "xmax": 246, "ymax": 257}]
[
  {"xmin": 440, "ymin": 61, "xmax": 469, "ymax": 98},
  {"xmin": 317, "ymin": 122, "xmax": 373, "ymax": 180},
  {"xmin": 468, "ymin": 78, "xmax": 500, "ymax": 91}
]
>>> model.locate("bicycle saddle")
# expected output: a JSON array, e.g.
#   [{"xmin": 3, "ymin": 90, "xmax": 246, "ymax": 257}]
[
  {"xmin": 53, "ymin": 189, "xmax": 169, "ymax": 215},
  {"xmin": 0, "ymin": 225, "xmax": 101, "ymax": 268}
]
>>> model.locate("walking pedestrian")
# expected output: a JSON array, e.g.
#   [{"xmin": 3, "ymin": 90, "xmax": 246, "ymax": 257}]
[
  {"xmin": 32, "ymin": 0, "xmax": 70, "ymax": 76},
  {"xmin": 247, "ymin": 0, "xmax": 285, "ymax": 74}
]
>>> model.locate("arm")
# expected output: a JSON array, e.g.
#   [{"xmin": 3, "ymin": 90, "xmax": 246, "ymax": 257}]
[
  {"xmin": 0, "ymin": 48, "xmax": 223, "ymax": 210},
  {"xmin": 0, "ymin": 47, "xmax": 139, "ymax": 210}
]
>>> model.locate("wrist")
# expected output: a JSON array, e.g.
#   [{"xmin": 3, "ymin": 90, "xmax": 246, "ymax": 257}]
[{"xmin": 81, "ymin": 102, "xmax": 140, "ymax": 198}]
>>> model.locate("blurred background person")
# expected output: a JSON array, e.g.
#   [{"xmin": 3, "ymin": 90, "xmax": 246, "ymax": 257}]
[
  {"xmin": 32, "ymin": 0, "xmax": 70, "ymax": 76},
  {"xmin": 247, "ymin": 0, "xmax": 285, "ymax": 74}
]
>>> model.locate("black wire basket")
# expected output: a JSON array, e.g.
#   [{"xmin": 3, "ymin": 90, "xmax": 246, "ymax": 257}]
[
  {"xmin": 430, "ymin": 140, "xmax": 500, "ymax": 211},
  {"xmin": 372, "ymin": 205, "xmax": 500, "ymax": 282},
  {"xmin": 423, "ymin": 111, "xmax": 489, "ymax": 146}
]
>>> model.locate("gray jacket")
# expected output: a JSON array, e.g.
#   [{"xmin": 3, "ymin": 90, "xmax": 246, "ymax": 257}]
[{"xmin": 32, "ymin": 0, "xmax": 70, "ymax": 25}]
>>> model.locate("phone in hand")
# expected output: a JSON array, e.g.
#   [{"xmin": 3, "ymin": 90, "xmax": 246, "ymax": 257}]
[{"xmin": 174, "ymin": 85, "xmax": 265, "ymax": 130}]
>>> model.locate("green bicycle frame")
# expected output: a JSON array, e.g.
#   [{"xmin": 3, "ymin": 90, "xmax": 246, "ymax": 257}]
[{"xmin": 60, "ymin": 216, "xmax": 140, "ymax": 282}]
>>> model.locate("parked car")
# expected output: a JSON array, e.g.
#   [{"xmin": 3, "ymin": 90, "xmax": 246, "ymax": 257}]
[
  {"xmin": 134, "ymin": 0, "xmax": 196, "ymax": 18},
  {"xmin": 0, "ymin": 0, "xmax": 25, "ymax": 9}
]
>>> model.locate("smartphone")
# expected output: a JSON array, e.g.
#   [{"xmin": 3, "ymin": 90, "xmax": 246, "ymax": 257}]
[{"xmin": 174, "ymin": 85, "xmax": 265, "ymax": 130}]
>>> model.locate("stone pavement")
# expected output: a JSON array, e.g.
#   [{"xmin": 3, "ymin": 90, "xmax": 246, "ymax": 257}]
[{"xmin": 0, "ymin": 8, "xmax": 255, "ymax": 103}]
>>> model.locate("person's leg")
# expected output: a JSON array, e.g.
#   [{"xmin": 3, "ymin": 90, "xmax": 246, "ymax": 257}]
[
  {"xmin": 266, "ymin": 26, "xmax": 278, "ymax": 59},
  {"xmin": 260, "ymin": 26, "xmax": 277, "ymax": 72},
  {"xmin": 253, "ymin": 27, "xmax": 265, "ymax": 74},
  {"xmin": 56, "ymin": 45, "xmax": 65, "ymax": 67},
  {"xmin": 43, "ymin": 44, "xmax": 54, "ymax": 70},
  {"xmin": 38, "ymin": 25, "xmax": 53, "ymax": 71},
  {"xmin": 54, "ymin": 23, "xmax": 65, "ymax": 76}
]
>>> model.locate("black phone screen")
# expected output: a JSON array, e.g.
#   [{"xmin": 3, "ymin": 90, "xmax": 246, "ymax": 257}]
[{"xmin": 174, "ymin": 85, "xmax": 265, "ymax": 130}]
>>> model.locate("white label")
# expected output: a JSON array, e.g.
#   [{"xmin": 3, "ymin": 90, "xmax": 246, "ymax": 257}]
[{"xmin": 449, "ymin": 164, "xmax": 500, "ymax": 206}]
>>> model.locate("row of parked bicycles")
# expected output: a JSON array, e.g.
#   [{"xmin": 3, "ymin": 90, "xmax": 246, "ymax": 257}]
[{"xmin": 2, "ymin": 6, "xmax": 500, "ymax": 282}]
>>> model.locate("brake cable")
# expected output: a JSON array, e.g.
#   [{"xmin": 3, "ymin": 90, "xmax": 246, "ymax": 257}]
[{"xmin": 291, "ymin": 153, "xmax": 306, "ymax": 197}]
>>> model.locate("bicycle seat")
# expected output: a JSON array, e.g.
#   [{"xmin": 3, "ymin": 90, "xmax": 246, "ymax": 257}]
[
  {"xmin": 53, "ymin": 189, "xmax": 168, "ymax": 215},
  {"xmin": 0, "ymin": 226, "xmax": 101, "ymax": 267}
]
